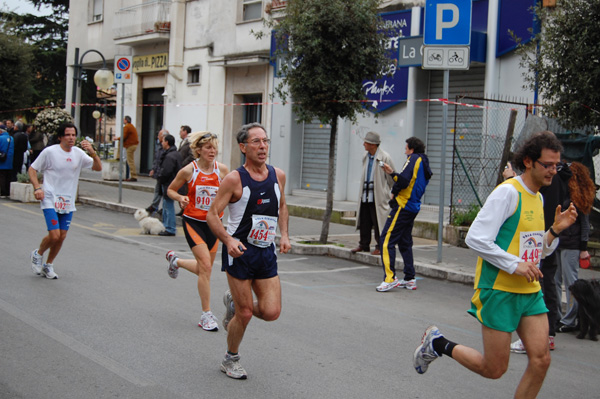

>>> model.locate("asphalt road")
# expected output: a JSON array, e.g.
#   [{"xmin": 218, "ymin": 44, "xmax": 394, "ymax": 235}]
[{"xmin": 1, "ymin": 201, "xmax": 599, "ymax": 398}]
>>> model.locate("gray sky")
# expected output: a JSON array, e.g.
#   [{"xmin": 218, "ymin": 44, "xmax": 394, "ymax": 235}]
[{"xmin": 2, "ymin": 0, "xmax": 52, "ymax": 16}]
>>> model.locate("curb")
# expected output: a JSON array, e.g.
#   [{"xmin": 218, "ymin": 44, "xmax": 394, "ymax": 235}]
[{"xmin": 288, "ymin": 238, "xmax": 474, "ymax": 285}]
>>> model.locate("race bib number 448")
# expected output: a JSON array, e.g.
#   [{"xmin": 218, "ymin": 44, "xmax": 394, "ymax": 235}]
[{"xmin": 519, "ymin": 231, "xmax": 544, "ymax": 264}]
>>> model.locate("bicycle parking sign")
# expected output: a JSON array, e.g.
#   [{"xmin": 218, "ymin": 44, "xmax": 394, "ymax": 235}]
[{"xmin": 423, "ymin": 46, "xmax": 469, "ymax": 70}]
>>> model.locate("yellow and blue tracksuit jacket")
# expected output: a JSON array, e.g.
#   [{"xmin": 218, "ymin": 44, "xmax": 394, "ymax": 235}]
[{"xmin": 389, "ymin": 153, "xmax": 432, "ymax": 213}]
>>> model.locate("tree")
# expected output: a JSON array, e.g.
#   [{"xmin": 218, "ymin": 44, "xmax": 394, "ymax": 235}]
[
  {"xmin": 0, "ymin": 0, "xmax": 69, "ymax": 111},
  {"xmin": 268, "ymin": 0, "xmax": 390, "ymax": 243},
  {"xmin": 0, "ymin": 32, "xmax": 35, "ymax": 111},
  {"xmin": 517, "ymin": 0, "xmax": 600, "ymax": 131}
]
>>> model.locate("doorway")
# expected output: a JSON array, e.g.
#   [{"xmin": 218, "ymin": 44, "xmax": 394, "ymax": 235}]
[{"xmin": 140, "ymin": 88, "xmax": 164, "ymax": 174}]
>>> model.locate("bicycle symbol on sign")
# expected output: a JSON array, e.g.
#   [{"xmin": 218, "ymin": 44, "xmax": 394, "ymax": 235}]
[
  {"xmin": 448, "ymin": 52, "xmax": 464, "ymax": 64},
  {"xmin": 428, "ymin": 53, "xmax": 442, "ymax": 62}
]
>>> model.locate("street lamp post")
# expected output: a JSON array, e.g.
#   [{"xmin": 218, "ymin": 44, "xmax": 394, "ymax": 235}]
[{"xmin": 71, "ymin": 47, "xmax": 114, "ymax": 135}]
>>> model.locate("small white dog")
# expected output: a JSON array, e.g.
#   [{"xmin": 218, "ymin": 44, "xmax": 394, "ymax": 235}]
[{"xmin": 134, "ymin": 209, "xmax": 165, "ymax": 235}]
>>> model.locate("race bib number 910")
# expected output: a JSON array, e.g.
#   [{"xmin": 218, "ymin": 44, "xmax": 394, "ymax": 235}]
[
  {"xmin": 247, "ymin": 215, "xmax": 278, "ymax": 248},
  {"xmin": 519, "ymin": 231, "xmax": 544, "ymax": 265},
  {"xmin": 195, "ymin": 185, "xmax": 218, "ymax": 211}
]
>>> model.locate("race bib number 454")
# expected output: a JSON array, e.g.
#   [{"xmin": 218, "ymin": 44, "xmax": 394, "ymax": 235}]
[
  {"xmin": 247, "ymin": 215, "xmax": 278, "ymax": 248},
  {"xmin": 519, "ymin": 231, "xmax": 544, "ymax": 264}
]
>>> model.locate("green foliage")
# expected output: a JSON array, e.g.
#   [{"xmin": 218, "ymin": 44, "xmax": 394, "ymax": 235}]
[
  {"xmin": 268, "ymin": 0, "xmax": 390, "ymax": 124},
  {"xmin": 0, "ymin": 32, "xmax": 35, "ymax": 111},
  {"xmin": 17, "ymin": 172, "xmax": 43, "ymax": 183},
  {"xmin": 452, "ymin": 204, "xmax": 480, "ymax": 227},
  {"xmin": 0, "ymin": 0, "xmax": 69, "ymax": 111},
  {"xmin": 515, "ymin": 0, "xmax": 600, "ymax": 131}
]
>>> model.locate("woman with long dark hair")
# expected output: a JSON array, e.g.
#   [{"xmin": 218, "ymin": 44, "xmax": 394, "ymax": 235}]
[{"xmin": 555, "ymin": 161, "xmax": 596, "ymax": 333}]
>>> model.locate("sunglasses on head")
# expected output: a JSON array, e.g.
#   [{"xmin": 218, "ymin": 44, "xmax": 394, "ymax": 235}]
[{"xmin": 201, "ymin": 133, "xmax": 217, "ymax": 140}]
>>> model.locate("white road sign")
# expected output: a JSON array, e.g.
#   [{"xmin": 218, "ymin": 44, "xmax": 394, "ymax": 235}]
[{"xmin": 422, "ymin": 46, "xmax": 470, "ymax": 70}]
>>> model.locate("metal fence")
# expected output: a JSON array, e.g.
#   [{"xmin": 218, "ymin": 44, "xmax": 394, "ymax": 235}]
[{"xmin": 449, "ymin": 96, "xmax": 529, "ymax": 223}]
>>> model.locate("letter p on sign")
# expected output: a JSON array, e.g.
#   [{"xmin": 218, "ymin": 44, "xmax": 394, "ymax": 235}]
[
  {"xmin": 436, "ymin": 4, "xmax": 459, "ymax": 40},
  {"xmin": 424, "ymin": 0, "xmax": 472, "ymax": 46}
]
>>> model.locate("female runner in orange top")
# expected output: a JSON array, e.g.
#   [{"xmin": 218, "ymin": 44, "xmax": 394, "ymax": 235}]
[{"xmin": 166, "ymin": 131, "xmax": 229, "ymax": 331}]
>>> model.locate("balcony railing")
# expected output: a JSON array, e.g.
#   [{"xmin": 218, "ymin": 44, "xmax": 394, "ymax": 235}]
[{"xmin": 113, "ymin": 0, "xmax": 171, "ymax": 40}]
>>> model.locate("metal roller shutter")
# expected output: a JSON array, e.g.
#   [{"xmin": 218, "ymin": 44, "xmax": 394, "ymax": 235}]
[
  {"xmin": 300, "ymin": 121, "xmax": 336, "ymax": 192},
  {"xmin": 424, "ymin": 67, "xmax": 485, "ymax": 205}
]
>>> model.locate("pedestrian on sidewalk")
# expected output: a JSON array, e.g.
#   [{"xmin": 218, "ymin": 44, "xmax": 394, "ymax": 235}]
[
  {"xmin": 29, "ymin": 123, "xmax": 102, "ymax": 279},
  {"xmin": 165, "ymin": 131, "xmax": 229, "ymax": 331},
  {"xmin": 0, "ymin": 124, "xmax": 14, "ymax": 197},
  {"xmin": 376, "ymin": 137, "xmax": 432, "ymax": 292},
  {"xmin": 207, "ymin": 122, "xmax": 291, "ymax": 379},
  {"xmin": 146, "ymin": 129, "xmax": 167, "ymax": 216},
  {"xmin": 351, "ymin": 131, "xmax": 395, "ymax": 256},
  {"xmin": 115, "ymin": 116, "xmax": 139, "ymax": 181},
  {"xmin": 176, "ymin": 125, "xmax": 194, "ymax": 216},
  {"xmin": 156, "ymin": 134, "xmax": 182, "ymax": 236},
  {"xmin": 413, "ymin": 132, "xmax": 578, "ymax": 399},
  {"xmin": 554, "ymin": 161, "xmax": 595, "ymax": 333}
]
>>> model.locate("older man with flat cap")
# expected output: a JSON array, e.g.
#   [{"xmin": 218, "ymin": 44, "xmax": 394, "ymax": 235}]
[{"xmin": 352, "ymin": 131, "xmax": 395, "ymax": 256}]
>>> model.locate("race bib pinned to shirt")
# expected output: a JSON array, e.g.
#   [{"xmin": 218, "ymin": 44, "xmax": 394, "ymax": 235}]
[
  {"xmin": 247, "ymin": 215, "xmax": 278, "ymax": 248},
  {"xmin": 195, "ymin": 185, "xmax": 218, "ymax": 211},
  {"xmin": 54, "ymin": 194, "xmax": 73, "ymax": 214},
  {"xmin": 519, "ymin": 231, "xmax": 544, "ymax": 265}
]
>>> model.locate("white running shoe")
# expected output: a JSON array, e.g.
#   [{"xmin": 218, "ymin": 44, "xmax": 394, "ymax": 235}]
[
  {"xmin": 510, "ymin": 339, "xmax": 526, "ymax": 354},
  {"xmin": 166, "ymin": 250, "xmax": 179, "ymax": 279},
  {"xmin": 413, "ymin": 325, "xmax": 443, "ymax": 374},
  {"xmin": 221, "ymin": 354, "xmax": 247, "ymax": 379},
  {"xmin": 399, "ymin": 278, "xmax": 417, "ymax": 290},
  {"xmin": 41, "ymin": 263, "xmax": 58, "ymax": 279},
  {"xmin": 31, "ymin": 249, "xmax": 43, "ymax": 275},
  {"xmin": 223, "ymin": 290, "xmax": 235, "ymax": 332},
  {"xmin": 376, "ymin": 278, "xmax": 400, "ymax": 292},
  {"xmin": 199, "ymin": 311, "xmax": 219, "ymax": 331}
]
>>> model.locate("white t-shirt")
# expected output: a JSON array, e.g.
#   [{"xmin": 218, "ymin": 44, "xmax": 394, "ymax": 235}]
[{"xmin": 31, "ymin": 144, "xmax": 94, "ymax": 212}]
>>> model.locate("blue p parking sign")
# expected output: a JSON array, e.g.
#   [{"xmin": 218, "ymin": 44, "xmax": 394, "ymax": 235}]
[{"xmin": 424, "ymin": 0, "xmax": 472, "ymax": 46}]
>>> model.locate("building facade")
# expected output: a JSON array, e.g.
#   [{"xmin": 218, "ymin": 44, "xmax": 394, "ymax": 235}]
[{"xmin": 66, "ymin": 0, "xmax": 540, "ymax": 206}]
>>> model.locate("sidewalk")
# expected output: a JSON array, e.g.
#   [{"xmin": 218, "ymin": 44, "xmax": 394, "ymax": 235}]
[{"xmin": 77, "ymin": 170, "xmax": 598, "ymax": 287}]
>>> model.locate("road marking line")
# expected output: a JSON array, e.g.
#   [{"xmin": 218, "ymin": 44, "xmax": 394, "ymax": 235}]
[
  {"xmin": 0, "ymin": 297, "xmax": 154, "ymax": 387},
  {"xmin": 279, "ymin": 266, "xmax": 370, "ymax": 274}
]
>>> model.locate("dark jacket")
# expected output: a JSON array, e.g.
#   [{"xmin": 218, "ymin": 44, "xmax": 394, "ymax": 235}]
[
  {"xmin": 178, "ymin": 138, "xmax": 194, "ymax": 166},
  {"xmin": 157, "ymin": 146, "xmax": 182, "ymax": 187},
  {"xmin": 28, "ymin": 129, "xmax": 45, "ymax": 152},
  {"xmin": 151, "ymin": 145, "xmax": 164, "ymax": 179},
  {"xmin": 12, "ymin": 131, "xmax": 28, "ymax": 174}
]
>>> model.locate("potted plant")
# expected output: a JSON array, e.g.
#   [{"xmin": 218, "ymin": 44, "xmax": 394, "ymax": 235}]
[{"xmin": 10, "ymin": 172, "xmax": 43, "ymax": 203}]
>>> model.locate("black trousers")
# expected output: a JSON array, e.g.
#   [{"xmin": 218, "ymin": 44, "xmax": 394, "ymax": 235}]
[
  {"xmin": 358, "ymin": 201, "xmax": 380, "ymax": 251},
  {"xmin": 540, "ymin": 252, "xmax": 559, "ymax": 336}
]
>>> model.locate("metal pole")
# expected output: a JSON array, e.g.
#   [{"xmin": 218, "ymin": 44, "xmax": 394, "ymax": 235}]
[
  {"xmin": 70, "ymin": 48, "xmax": 80, "ymax": 118},
  {"xmin": 118, "ymin": 83, "xmax": 125, "ymax": 203},
  {"xmin": 437, "ymin": 69, "xmax": 450, "ymax": 263}
]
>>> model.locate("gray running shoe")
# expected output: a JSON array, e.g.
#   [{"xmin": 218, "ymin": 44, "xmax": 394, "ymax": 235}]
[
  {"xmin": 166, "ymin": 250, "xmax": 179, "ymax": 279},
  {"xmin": 199, "ymin": 311, "xmax": 219, "ymax": 331},
  {"xmin": 41, "ymin": 263, "xmax": 58, "ymax": 279},
  {"xmin": 221, "ymin": 354, "xmax": 247, "ymax": 379},
  {"xmin": 413, "ymin": 325, "xmax": 442, "ymax": 374},
  {"xmin": 31, "ymin": 249, "xmax": 43, "ymax": 275},
  {"xmin": 223, "ymin": 290, "xmax": 235, "ymax": 332}
]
